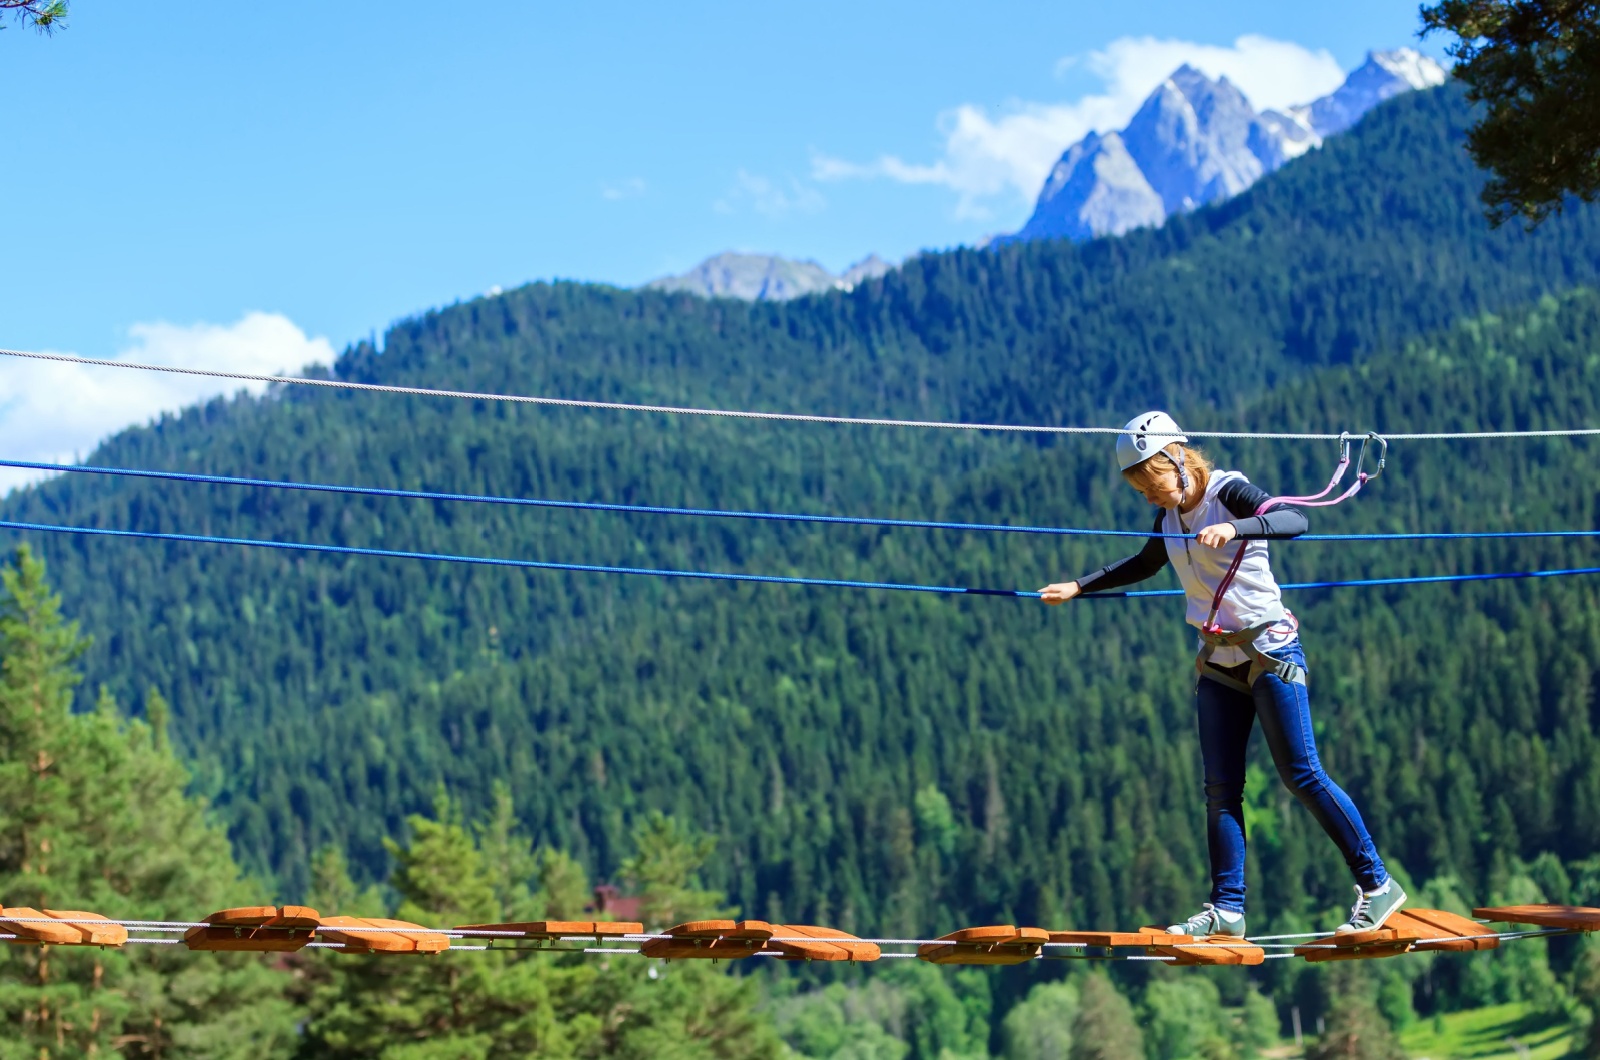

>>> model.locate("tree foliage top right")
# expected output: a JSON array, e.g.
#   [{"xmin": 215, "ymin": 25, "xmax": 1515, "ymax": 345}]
[{"xmin": 1423, "ymin": 0, "xmax": 1600, "ymax": 226}]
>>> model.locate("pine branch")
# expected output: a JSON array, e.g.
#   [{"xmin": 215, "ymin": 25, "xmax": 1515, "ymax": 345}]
[{"xmin": 1, "ymin": 1, "xmax": 67, "ymax": 34}]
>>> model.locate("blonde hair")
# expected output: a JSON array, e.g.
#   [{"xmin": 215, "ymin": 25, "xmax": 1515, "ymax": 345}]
[{"xmin": 1122, "ymin": 443, "xmax": 1213, "ymax": 495}]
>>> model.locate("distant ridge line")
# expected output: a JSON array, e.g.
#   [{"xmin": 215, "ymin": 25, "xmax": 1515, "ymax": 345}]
[{"xmin": 3, "ymin": 347, "xmax": 1597, "ymax": 441}]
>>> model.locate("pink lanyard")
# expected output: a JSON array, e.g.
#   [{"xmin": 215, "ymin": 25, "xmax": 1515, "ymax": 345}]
[{"xmin": 1200, "ymin": 433, "xmax": 1386, "ymax": 635}]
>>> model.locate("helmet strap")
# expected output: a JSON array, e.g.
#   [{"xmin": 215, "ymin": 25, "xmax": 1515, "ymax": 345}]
[{"xmin": 1168, "ymin": 450, "xmax": 1191, "ymax": 495}]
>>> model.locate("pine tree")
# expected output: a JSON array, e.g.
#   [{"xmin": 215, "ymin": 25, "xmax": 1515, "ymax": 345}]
[
  {"xmin": 1570, "ymin": 937, "xmax": 1600, "ymax": 1059},
  {"xmin": 1067, "ymin": 974, "xmax": 1143, "ymax": 1060},
  {"xmin": 618, "ymin": 811, "xmax": 735, "ymax": 928},
  {"xmin": 1, "ymin": 1, "xmax": 67, "ymax": 34},
  {"xmin": 299, "ymin": 797, "xmax": 779, "ymax": 1059},
  {"xmin": 1001, "ymin": 979, "xmax": 1077, "ymax": 1060},
  {"xmin": 1305, "ymin": 994, "xmax": 1406, "ymax": 1060},
  {"xmin": 1421, "ymin": 0, "xmax": 1600, "ymax": 226},
  {"xmin": 0, "ymin": 546, "xmax": 298, "ymax": 1057}
]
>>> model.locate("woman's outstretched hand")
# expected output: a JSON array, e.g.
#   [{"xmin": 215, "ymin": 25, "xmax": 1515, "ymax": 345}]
[
  {"xmin": 1038, "ymin": 581, "xmax": 1081, "ymax": 605},
  {"xmin": 1196, "ymin": 523, "xmax": 1239, "ymax": 549}
]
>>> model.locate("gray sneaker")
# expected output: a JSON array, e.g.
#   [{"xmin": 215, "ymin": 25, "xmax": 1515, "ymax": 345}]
[
  {"xmin": 1165, "ymin": 903, "xmax": 1247, "ymax": 938},
  {"xmin": 1335, "ymin": 881, "xmax": 1407, "ymax": 934}
]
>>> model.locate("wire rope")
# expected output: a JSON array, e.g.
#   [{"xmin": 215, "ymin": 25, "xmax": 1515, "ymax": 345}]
[
  {"xmin": 5, "ymin": 347, "xmax": 1598, "ymax": 440},
  {"xmin": 7, "ymin": 458, "xmax": 1600, "ymax": 543},
  {"xmin": 2, "ymin": 517, "xmax": 1599, "ymax": 598}
]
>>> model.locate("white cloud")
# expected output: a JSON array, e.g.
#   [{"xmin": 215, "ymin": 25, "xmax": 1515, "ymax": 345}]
[
  {"xmin": 601, "ymin": 177, "xmax": 647, "ymax": 201},
  {"xmin": 713, "ymin": 169, "xmax": 825, "ymax": 217},
  {"xmin": 813, "ymin": 33, "xmax": 1346, "ymax": 218},
  {"xmin": 1080, "ymin": 34, "xmax": 1346, "ymax": 112},
  {"xmin": 0, "ymin": 312, "xmax": 335, "ymax": 495}
]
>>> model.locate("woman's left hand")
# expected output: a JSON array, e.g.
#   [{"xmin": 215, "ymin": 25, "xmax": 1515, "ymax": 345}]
[{"xmin": 1196, "ymin": 523, "xmax": 1238, "ymax": 549}]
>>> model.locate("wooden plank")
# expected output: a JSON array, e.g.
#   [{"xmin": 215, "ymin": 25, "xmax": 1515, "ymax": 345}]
[
  {"xmin": 1400, "ymin": 909, "xmax": 1499, "ymax": 952},
  {"xmin": 451, "ymin": 920, "xmax": 643, "ymax": 940},
  {"xmin": 317, "ymin": 916, "xmax": 450, "ymax": 954},
  {"xmin": 1150, "ymin": 937, "xmax": 1266, "ymax": 966},
  {"xmin": 1049, "ymin": 930, "xmax": 1170, "ymax": 947},
  {"xmin": 0, "ymin": 908, "xmax": 128, "ymax": 948},
  {"xmin": 1473, "ymin": 905, "xmax": 1600, "ymax": 931},
  {"xmin": 764, "ymin": 925, "xmax": 880, "ymax": 962},
  {"xmin": 184, "ymin": 905, "xmax": 321, "ymax": 952},
  {"xmin": 1294, "ymin": 937, "xmax": 1413, "ymax": 963},
  {"xmin": 640, "ymin": 920, "xmax": 774, "ymax": 960},
  {"xmin": 1293, "ymin": 908, "xmax": 1501, "ymax": 961},
  {"xmin": 918, "ymin": 925, "xmax": 1048, "ymax": 966}
]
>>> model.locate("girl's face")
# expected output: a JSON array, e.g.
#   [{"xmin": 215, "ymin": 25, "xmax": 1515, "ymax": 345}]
[{"xmin": 1134, "ymin": 472, "xmax": 1186, "ymax": 510}]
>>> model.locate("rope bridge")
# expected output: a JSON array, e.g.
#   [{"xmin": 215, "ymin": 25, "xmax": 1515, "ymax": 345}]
[{"xmin": 1, "ymin": 903, "xmax": 1592, "ymax": 967}]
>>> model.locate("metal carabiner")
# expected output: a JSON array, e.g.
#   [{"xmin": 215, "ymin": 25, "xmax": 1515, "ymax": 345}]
[
  {"xmin": 1353, "ymin": 432, "xmax": 1388, "ymax": 482},
  {"xmin": 1334, "ymin": 431, "xmax": 1354, "ymax": 475}
]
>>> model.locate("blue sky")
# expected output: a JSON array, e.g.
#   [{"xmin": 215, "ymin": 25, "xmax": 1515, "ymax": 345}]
[{"xmin": 0, "ymin": 1, "xmax": 1445, "ymax": 487}]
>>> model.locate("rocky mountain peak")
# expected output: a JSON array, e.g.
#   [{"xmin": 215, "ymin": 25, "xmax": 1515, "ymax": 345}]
[
  {"xmin": 1167, "ymin": 64, "xmax": 1250, "ymax": 112},
  {"xmin": 839, "ymin": 254, "xmax": 894, "ymax": 287},
  {"xmin": 1018, "ymin": 130, "xmax": 1164, "ymax": 241},
  {"xmin": 1122, "ymin": 64, "xmax": 1273, "ymax": 215},
  {"xmin": 1010, "ymin": 46, "xmax": 1450, "ymax": 245},
  {"xmin": 1293, "ymin": 47, "xmax": 1448, "ymax": 138},
  {"xmin": 1372, "ymin": 47, "xmax": 1451, "ymax": 91},
  {"xmin": 645, "ymin": 252, "xmax": 897, "ymax": 302}
]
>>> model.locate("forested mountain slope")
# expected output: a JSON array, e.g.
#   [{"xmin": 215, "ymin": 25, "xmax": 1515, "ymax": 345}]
[{"xmin": 5, "ymin": 82, "xmax": 1600, "ymax": 943}]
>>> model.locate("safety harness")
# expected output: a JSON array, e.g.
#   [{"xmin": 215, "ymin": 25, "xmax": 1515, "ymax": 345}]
[{"xmin": 1194, "ymin": 433, "xmax": 1385, "ymax": 693}]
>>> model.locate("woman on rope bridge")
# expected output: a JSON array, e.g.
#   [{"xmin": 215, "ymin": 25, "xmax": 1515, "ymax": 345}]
[{"xmin": 1037, "ymin": 411, "xmax": 1404, "ymax": 939}]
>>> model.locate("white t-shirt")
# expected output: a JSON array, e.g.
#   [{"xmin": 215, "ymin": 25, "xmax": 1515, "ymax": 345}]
[{"xmin": 1160, "ymin": 470, "xmax": 1299, "ymax": 666}]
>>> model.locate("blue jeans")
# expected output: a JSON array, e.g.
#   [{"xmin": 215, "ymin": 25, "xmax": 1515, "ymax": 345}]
[{"xmin": 1196, "ymin": 641, "xmax": 1387, "ymax": 913}]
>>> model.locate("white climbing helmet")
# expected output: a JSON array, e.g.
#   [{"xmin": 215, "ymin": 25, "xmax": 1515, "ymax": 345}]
[{"xmin": 1117, "ymin": 411, "xmax": 1188, "ymax": 472}]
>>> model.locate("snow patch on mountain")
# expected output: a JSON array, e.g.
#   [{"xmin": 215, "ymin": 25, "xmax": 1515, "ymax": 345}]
[{"xmin": 1289, "ymin": 47, "xmax": 1449, "ymax": 139}]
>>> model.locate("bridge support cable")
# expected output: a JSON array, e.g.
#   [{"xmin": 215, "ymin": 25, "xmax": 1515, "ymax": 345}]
[{"xmin": 4, "ymin": 347, "xmax": 1598, "ymax": 441}]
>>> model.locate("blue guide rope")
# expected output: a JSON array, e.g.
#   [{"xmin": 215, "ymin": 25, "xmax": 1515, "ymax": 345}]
[
  {"xmin": 4, "ymin": 458, "xmax": 1597, "ymax": 542},
  {"xmin": 3, "ymin": 518, "xmax": 1598, "ymax": 599}
]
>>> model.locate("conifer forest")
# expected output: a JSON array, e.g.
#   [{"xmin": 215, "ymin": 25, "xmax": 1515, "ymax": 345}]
[{"xmin": 7, "ymin": 83, "xmax": 1600, "ymax": 1058}]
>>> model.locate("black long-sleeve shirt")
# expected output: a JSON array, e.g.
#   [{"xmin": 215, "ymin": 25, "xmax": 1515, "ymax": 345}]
[{"xmin": 1076, "ymin": 479, "xmax": 1307, "ymax": 594}]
